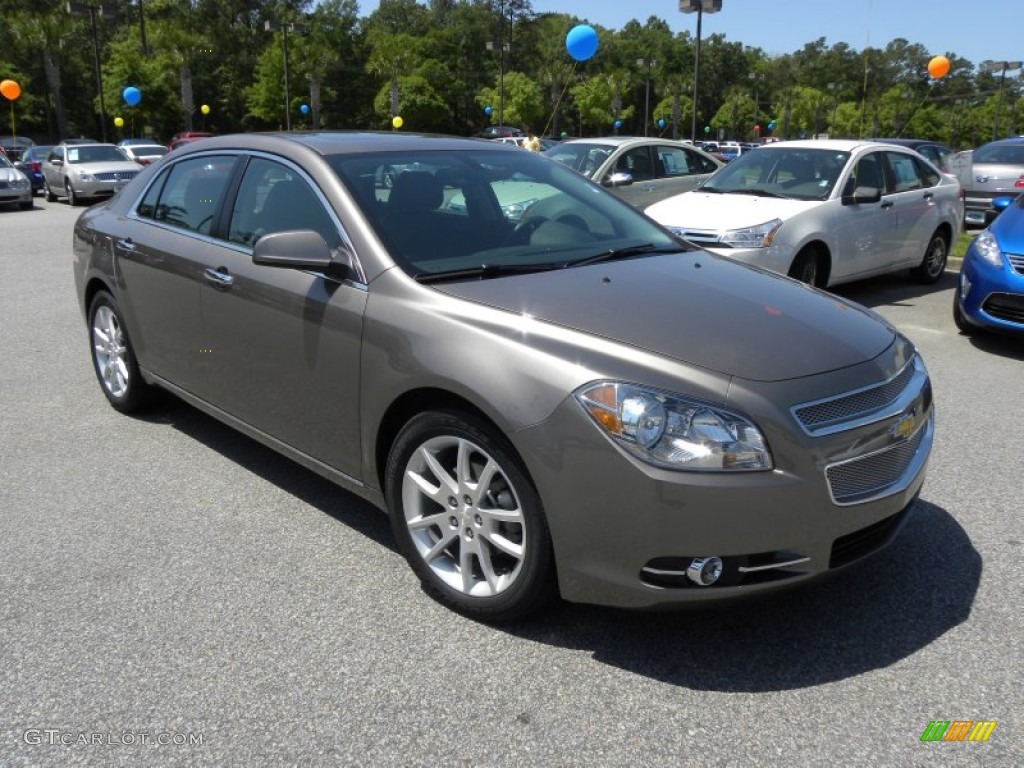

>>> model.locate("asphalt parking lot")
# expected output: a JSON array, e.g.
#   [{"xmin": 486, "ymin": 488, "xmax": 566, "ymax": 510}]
[{"xmin": 1, "ymin": 198, "xmax": 1021, "ymax": 767}]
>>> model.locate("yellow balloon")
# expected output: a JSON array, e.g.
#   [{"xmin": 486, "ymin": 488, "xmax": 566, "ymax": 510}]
[
  {"xmin": 201, "ymin": 104, "xmax": 210, "ymax": 115},
  {"xmin": 114, "ymin": 116, "xmax": 124, "ymax": 128},
  {"xmin": 392, "ymin": 116, "xmax": 404, "ymax": 129}
]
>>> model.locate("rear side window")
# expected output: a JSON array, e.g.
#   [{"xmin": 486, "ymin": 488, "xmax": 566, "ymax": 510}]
[{"xmin": 137, "ymin": 155, "xmax": 236, "ymax": 235}]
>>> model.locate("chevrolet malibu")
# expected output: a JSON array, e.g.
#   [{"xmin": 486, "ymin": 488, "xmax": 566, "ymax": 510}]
[
  {"xmin": 72, "ymin": 132, "xmax": 934, "ymax": 621},
  {"xmin": 646, "ymin": 139, "xmax": 963, "ymax": 288}
]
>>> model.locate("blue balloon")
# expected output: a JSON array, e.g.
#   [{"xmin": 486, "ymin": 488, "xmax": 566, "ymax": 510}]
[
  {"xmin": 614, "ymin": 119, "xmax": 622, "ymax": 129},
  {"xmin": 767, "ymin": 121, "xmax": 776, "ymax": 130},
  {"xmin": 122, "ymin": 86, "xmax": 141, "ymax": 107},
  {"xmin": 566, "ymin": 24, "xmax": 599, "ymax": 62},
  {"xmin": 657, "ymin": 118, "xmax": 666, "ymax": 128},
  {"xmin": 300, "ymin": 104, "xmax": 310, "ymax": 115},
  {"xmin": 484, "ymin": 106, "xmax": 493, "ymax": 116}
]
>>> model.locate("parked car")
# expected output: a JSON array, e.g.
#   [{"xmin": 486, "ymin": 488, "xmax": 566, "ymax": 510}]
[
  {"xmin": 954, "ymin": 193, "xmax": 1024, "ymax": 337},
  {"xmin": 955, "ymin": 137, "xmax": 1024, "ymax": 227},
  {"xmin": 543, "ymin": 136, "xmax": 723, "ymax": 207},
  {"xmin": 117, "ymin": 137, "xmax": 161, "ymax": 147},
  {"xmin": 872, "ymin": 138, "xmax": 955, "ymax": 173},
  {"xmin": 0, "ymin": 136, "xmax": 35, "ymax": 163},
  {"xmin": 41, "ymin": 142, "xmax": 143, "ymax": 206},
  {"xmin": 646, "ymin": 139, "xmax": 963, "ymax": 288},
  {"xmin": 120, "ymin": 143, "xmax": 169, "ymax": 166},
  {"xmin": 476, "ymin": 125, "xmax": 523, "ymax": 139},
  {"xmin": 168, "ymin": 131, "xmax": 213, "ymax": 151},
  {"xmin": 72, "ymin": 132, "xmax": 934, "ymax": 621},
  {"xmin": 0, "ymin": 152, "xmax": 33, "ymax": 209},
  {"xmin": 13, "ymin": 145, "xmax": 55, "ymax": 195}
]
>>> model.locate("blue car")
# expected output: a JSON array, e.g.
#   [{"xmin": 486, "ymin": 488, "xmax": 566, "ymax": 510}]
[
  {"xmin": 954, "ymin": 194, "xmax": 1024, "ymax": 336},
  {"xmin": 13, "ymin": 145, "xmax": 54, "ymax": 196}
]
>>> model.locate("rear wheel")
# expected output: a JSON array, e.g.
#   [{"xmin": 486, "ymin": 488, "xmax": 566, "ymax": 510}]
[
  {"xmin": 88, "ymin": 291, "xmax": 157, "ymax": 412},
  {"xmin": 385, "ymin": 409, "xmax": 556, "ymax": 622},
  {"xmin": 911, "ymin": 230, "xmax": 949, "ymax": 284}
]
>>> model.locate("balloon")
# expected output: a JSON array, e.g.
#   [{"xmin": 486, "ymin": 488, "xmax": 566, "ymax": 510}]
[
  {"xmin": 928, "ymin": 55, "xmax": 951, "ymax": 79},
  {"xmin": 0, "ymin": 79, "xmax": 21, "ymax": 100},
  {"xmin": 484, "ymin": 106, "xmax": 493, "ymax": 116},
  {"xmin": 200, "ymin": 104, "xmax": 210, "ymax": 115},
  {"xmin": 114, "ymin": 116, "xmax": 124, "ymax": 128},
  {"xmin": 560, "ymin": 131, "xmax": 568, "ymax": 139},
  {"xmin": 565, "ymin": 24, "xmax": 599, "ymax": 62},
  {"xmin": 300, "ymin": 104, "xmax": 309, "ymax": 115},
  {"xmin": 767, "ymin": 121, "xmax": 776, "ymax": 130},
  {"xmin": 122, "ymin": 86, "xmax": 141, "ymax": 106},
  {"xmin": 392, "ymin": 116, "xmax": 403, "ymax": 129},
  {"xmin": 657, "ymin": 118, "xmax": 666, "ymax": 128},
  {"xmin": 613, "ymin": 119, "xmax": 622, "ymax": 129},
  {"xmin": 704, "ymin": 125, "xmax": 711, "ymax": 134},
  {"xmin": 754, "ymin": 124, "xmax": 761, "ymax": 131}
]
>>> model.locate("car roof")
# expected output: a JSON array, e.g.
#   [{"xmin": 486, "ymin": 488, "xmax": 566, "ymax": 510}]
[
  {"xmin": 173, "ymin": 131, "xmax": 517, "ymax": 158},
  {"xmin": 755, "ymin": 139, "xmax": 913, "ymax": 153}
]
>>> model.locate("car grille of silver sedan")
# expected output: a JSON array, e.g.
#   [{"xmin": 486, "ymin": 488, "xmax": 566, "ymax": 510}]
[{"xmin": 95, "ymin": 171, "xmax": 140, "ymax": 182}]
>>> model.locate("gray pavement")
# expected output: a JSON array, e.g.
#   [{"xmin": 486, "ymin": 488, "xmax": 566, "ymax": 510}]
[{"xmin": 0, "ymin": 198, "xmax": 1020, "ymax": 766}]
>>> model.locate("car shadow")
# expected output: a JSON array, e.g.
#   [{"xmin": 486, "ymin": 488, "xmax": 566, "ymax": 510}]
[
  {"xmin": 500, "ymin": 500, "xmax": 979, "ymax": 692},
  {"xmin": 133, "ymin": 396, "xmax": 397, "ymax": 553},
  {"xmin": 830, "ymin": 269, "xmax": 958, "ymax": 309},
  {"xmin": 962, "ymin": 330, "xmax": 1024, "ymax": 360}
]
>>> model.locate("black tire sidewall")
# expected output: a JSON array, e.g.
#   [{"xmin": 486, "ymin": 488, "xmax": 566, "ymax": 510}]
[{"xmin": 384, "ymin": 409, "xmax": 555, "ymax": 621}]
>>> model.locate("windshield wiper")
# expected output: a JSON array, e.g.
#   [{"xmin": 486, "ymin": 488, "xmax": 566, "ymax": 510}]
[
  {"xmin": 726, "ymin": 188, "xmax": 791, "ymax": 199},
  {"xmin": 413, "ymin": 262, "xmax": 558, "ymax": 284},
  {"xmin": 699, "ymin": 186, "xmax": 724, "ymax": 193},
  {"xmin": 565, "ymin": 243, "xmax": 686, "ymax": 269}
]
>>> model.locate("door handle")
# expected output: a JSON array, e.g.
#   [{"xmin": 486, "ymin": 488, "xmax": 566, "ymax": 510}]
[
  {"xmin": 115, "ymin": 238, "xmax": 135, "ymax": 254},
  {"xmin": 923, "ymin": 192, "xmax": 934, "ymax": 201},
  {"xmin": 203, "ymin": 267, "xmax": 234, "ymax": 288},
  {"xmin": 881, "ymin": 201, "xmax": 894, "ymax": 210}
]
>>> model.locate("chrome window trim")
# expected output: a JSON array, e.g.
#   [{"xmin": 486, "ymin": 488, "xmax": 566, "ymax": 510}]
[
  {"xmin": 126, "ymin": 148, "xmax": 368, "ymax": 286},
  {"xmin": 791, "ymin": 356, "xmax": 927, "ymax": 436}
]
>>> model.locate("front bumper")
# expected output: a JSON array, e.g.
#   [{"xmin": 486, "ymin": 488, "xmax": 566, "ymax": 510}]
[
  {"xmin": 515, "ymin": 351, "xmax": 933, "ymax": 609},
  {"xmin": 69, "ymin": 176, "xmax": 134, "ymax": 200},
  {"xmin": 957, "ymin": 248, "xmax": 1024, "ymax": 334},
  {"xmin": 0, "ymin": 183, "xmax": 31, "ymax": 205}
]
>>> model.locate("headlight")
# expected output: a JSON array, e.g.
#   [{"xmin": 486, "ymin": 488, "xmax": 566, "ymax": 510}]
[
  {"xmin": 720, "ymin": 218, "xmax": 783, "ymax": 248},
  {"xmin": 575, "ymin": 382, "xmax": 773, "ymax": 471},
  {"xmin": 76, "ymin": 171, "xmax": 95, "ymax": 182},
  {"xmin": 971, "ymin": 230, "xmax": 1002, "ymax": 267},
  {"xmin": 14, "ymin": 177, "xmax": 29, "ymax": 189}
]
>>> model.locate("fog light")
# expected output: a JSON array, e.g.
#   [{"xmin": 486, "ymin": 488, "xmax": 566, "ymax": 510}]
[
  {"xmin": 960, "ymin": 272, "xmax": 971, "ymax": 298},
  {"xmin": 686, "ymin": 556, "xmax": 723, "ymax": 586}
]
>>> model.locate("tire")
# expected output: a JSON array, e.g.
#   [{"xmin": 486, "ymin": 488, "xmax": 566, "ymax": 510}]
[
  {"xmin": 44, "ymin": 178, "xmax": 57, "ymax": 202},
  {"xmin": 788, "ymin": 247, "xmax": 825, "ymax": 288},
  {"xmin": 911, "ymin": 230, "xmax": 949, "ymax": 284},
  {"xmin": 952, "ymin": 285, "xmax": 975, "ymax": 336},
  {"xmin": 87, "ymin": 291, "xmax": 157, "ymax": 413},
  {"xmin": 384, "ymin": 409, "xmax": 556, "ymax": 622},
  {"xmin": 66, "ymin": 181, "xmax": 80, "ymax": 207}
]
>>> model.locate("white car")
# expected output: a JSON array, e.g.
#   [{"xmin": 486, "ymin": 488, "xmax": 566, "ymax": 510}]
[{"xmin": 646, "ymin": 139, "xmax": 964, "ymax": 288}]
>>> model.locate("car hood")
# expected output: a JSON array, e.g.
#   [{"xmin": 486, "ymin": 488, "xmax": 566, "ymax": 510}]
[
  {"xmin": 72, "ymin": 161, "xmax": 141, "ymax": 173},
  {"xmin": 432, "ymin": 252, "xmax": 895, "ymax": 382},
  {"xmin": 646, "ymin": 191, "xmax": 822, "ymax": 230},
  {"xmin": 0, "ymin": 167, "xmax": 26, "ymax": 183}
]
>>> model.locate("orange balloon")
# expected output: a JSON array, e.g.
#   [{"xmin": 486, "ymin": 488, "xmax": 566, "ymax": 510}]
[
  {"xmin": 928, "ymin": 56, "xmax": 950, "ymax": 79},
  {"xmin": 0, "ymin": 79, "xmax": 22, "ymax": 100}
]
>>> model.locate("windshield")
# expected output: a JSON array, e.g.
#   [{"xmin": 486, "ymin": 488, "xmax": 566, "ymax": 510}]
[
  {"xmin": 0, "ymin": 155, "xmax": 13, "ymax": 169},
  {"xmin": 67, "ymin": 145, "xmax": 131, "ymax": 164},
  {"xmin": 329, "ymin": 148, "xmax": 687, "ymax": 280},
  {"xmin": 973, "ymin": 143, "xmax": 1024, "ymax": 165},
  {"xmin": 703, "ymin": 147, "xmax": 850, "ymax": 201},
  {"xmin": 542, "ymin": 142, "xmax": 614, "ymax": 179}
]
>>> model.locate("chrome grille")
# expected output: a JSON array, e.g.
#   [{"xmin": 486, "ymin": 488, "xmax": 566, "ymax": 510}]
[
  {"xmin": 794, "ymin": 360, "xmax": 916, "ymax": 434},
  {"xmin": 826, "ymin": 424, "xmax": 926, "ymax": 504},
  {"xmin": 95, "ymin": 171, "xmax": 139, "ymax": 182},
  {"xmin": 1007, "ymin": 253, "xmax": 1024, "ymax": 275}
]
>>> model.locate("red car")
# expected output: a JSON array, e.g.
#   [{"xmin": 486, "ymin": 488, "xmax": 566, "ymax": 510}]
[{"xmin": 168, "ymin": 131, "xmax": 213, "ymax": 151}]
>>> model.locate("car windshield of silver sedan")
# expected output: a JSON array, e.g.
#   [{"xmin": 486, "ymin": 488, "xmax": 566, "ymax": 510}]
[
  {"xmin": 329, "ymin": 149, "xmax": 687, "ymax": 281},
  {"xmin": 702, "ymin": 148, "xmax": 851, "ymax": 202},
  {"xmin": 542, "ymin": 142, "xmax": 613, "ymax": 178},
  {"xmin": 66, "ymin": 146, "xmax": 131, "ymax": 164}
]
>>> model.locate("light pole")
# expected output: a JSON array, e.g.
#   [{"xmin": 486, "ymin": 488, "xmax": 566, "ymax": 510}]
[
  {"xmin": 982, "ymin": 60, "xmax": 1023, "ymax": 141},
  {"xmin": 680, "ymin": 0, "xmax": 723, "ymax": 143},
  {"xmin": 264, "ymin": 20, "xmax": 307, "ymax": 130},
  {"xmin": 748, "ymin": 71, "xmax": 765, "ymax": 139},
  {"xmin": 68, "ymin": 1, "xmax": 116, "ymax": 142},
  {"xmin": 637, "ymin": 58, "xmax": 657, "ymax": 136},
  {"xmin": 486, "ymin": 1, "xmax": 514, "ymax": 128}
]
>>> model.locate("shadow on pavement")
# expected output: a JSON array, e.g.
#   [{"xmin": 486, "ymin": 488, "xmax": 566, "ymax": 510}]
[
  {"xmin": 831, "ymin": 270, "xmax": 958, "ymax": 309},
  {"xmin": 503, "ymin": 500, "xmax": 979, "ymax": 692}
]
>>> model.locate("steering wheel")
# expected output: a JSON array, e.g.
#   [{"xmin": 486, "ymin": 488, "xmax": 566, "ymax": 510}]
[{"xmin": 502, "ymin": 216, "xmax": 548, "ymax": 247}]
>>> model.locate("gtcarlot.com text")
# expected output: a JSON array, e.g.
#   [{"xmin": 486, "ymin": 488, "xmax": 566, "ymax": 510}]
[{"xmin": 24, "ymin": 729, "xmax": 204, "ymax": 747}]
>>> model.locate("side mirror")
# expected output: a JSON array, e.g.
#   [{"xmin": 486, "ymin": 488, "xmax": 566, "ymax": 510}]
[
  {"xmin": 841, "ymin": 186, "xmax": 882, "ymax": 205},
  {"xmin": 603, "ymin": 171, "xmax": 634, "ymax": 188},
  {"xmin": 253, "ymin": 230, "xmax": 357, "ymax": 281},
  {"xmin": 50, "ymin": 158, "xmax": 63, "ymax": 167}
]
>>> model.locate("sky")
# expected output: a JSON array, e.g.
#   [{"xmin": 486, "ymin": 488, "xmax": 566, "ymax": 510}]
[{"xmin": 353, "ymin": 0, "xmax": 1022, "ymax": 69}]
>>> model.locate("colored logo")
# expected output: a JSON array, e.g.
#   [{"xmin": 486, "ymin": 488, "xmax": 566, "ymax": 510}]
[{"xmin": 920, "ymin": 720, "xmax": 997, "ymax": 742}]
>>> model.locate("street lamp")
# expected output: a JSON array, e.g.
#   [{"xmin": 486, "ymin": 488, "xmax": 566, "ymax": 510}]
[
  {"xmin": 67, "ymin": 1, "xmax": 116, "ymax": 142},
  {"xmin": 982, "ymin": 60, "xmax": 1023, "ymax": 141},
  {"xmin": 264, "ymin": 20, "xmax": 307, "ymax": 131},
  {"xmin": 486, "ymin": 1, "xmax": 515, "ymax": 128},
  {"xmin": 637, "ymin": 58, "xmax": 658, "ymax": 136},
  {"xmin": 748, "ymin": 71, "xmax": 765, "ymax": 139},
  {"xmin": 680, "ymin": 0, "xmax": 723, "ymax": 143}
]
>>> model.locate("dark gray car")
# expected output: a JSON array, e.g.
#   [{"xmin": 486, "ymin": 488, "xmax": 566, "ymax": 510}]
[{"xmin": 72, "ymin": 132, "xmax": 933, "ymax": 621}]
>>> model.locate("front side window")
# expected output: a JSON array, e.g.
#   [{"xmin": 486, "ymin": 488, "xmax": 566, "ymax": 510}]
[
  {"xmin": 227, "ymin": 157, "xmax": 339, "ymax": 248},
  {"xmin": 139, "ymin": 155, "xmax": 236, "ymax": 235}
]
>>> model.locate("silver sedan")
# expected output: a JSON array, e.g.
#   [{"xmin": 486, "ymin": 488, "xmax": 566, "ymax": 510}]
[{"xmin": 72, "ymin": 132, "xmax": 933, "ymax": 620}]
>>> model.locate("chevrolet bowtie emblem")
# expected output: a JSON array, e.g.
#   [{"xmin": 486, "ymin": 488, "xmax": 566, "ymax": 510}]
[{"xmin": 892, "ymin": 410, "xmax": 917, "ymax": 440}]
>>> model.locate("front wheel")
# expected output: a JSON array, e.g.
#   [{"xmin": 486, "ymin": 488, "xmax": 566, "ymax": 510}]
[
  {"xmin": 952, "ymin": 285, "xmax": 976, "ymax": 335},
  {"xmin": 385, "ymin": 410, "xmax": 556, "ymax": 622},
  {"xmin": 788, "ymin": 247, "xmax": 825, "ymax": 288},
  {"xmin": 911, "ymin": 231, "xmax": 948, "ymax": 284},
  {"xmin": 43, "ymin": 178, "xmax": 57, "ymax": 202},
  {"xmin": 66, "ymin": 181, "xmax": 80, "ymax": 207},
  {"xmin": 88, "ymin": 291, "xmax": 157, "ymax": 412}
]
